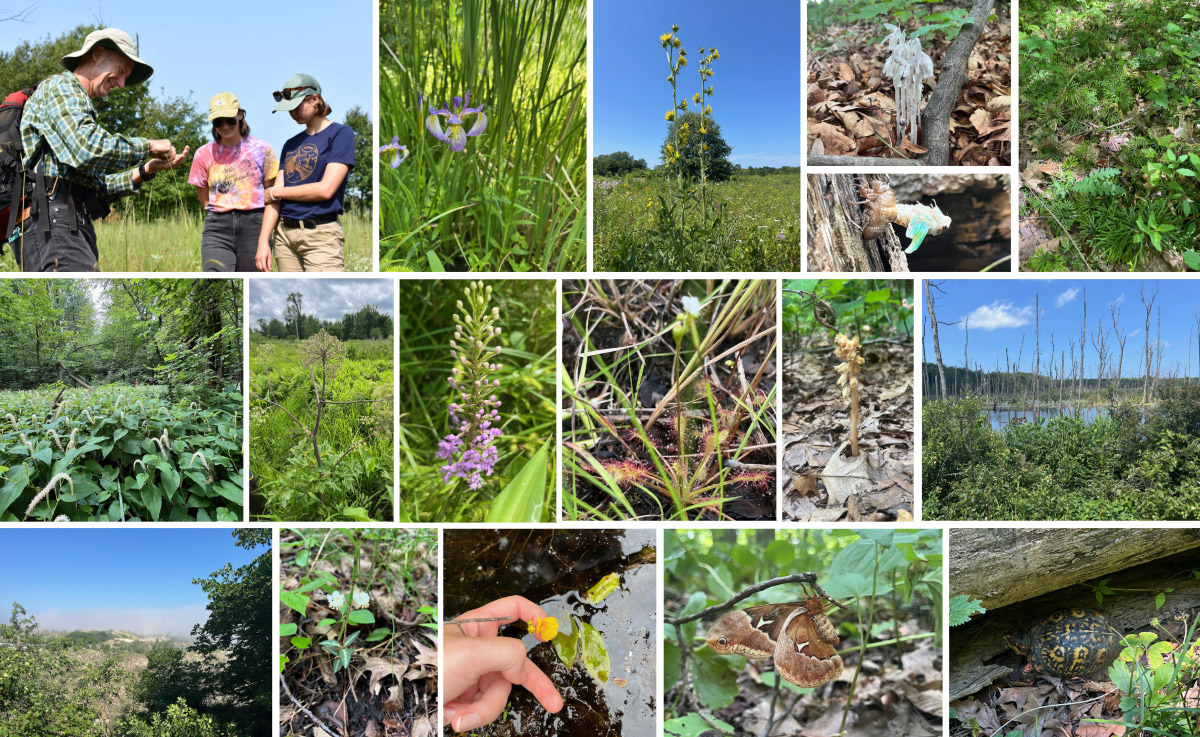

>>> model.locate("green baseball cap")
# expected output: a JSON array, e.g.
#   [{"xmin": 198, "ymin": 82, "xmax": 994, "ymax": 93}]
[{"xmin": 272, "ymin": 73, "xmax": 321, "ymax": 112}]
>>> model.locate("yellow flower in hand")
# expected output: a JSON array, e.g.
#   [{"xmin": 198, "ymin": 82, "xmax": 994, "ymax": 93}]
[{"xmin": 528, "ymin": 615, "xmax": 558, "ymax": 642}]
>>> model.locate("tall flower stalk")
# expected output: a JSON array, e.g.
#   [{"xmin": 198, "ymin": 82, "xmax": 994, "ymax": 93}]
[
  {"xmin": 696, "ymin": 46, "xmax": 718, "ymax": 228},
  {"xmin": 437, "ymin": 282, "xmax": 504, "ymax": 489},
  {"xmin": 660, "ymin": 25, "xmax": 689, "ymax": 229}
]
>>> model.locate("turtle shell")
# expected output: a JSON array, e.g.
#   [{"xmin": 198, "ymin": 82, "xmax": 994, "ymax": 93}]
[{"xmin": 1004, "ymin": 608, "xmax": 1122, "ymax": 679}]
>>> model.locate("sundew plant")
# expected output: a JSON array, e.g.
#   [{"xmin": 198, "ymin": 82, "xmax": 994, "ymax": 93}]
[
  {"xmin": 396, "ymin": 280, "xmax": 556, "ymax": 523},
  {"xmin": 379, "ymin": 0, "xmax": 587, "ymax": 272}
]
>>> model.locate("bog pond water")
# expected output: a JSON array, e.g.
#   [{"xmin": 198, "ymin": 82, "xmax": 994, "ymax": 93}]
[
  {"xmin": 987, "ymin": 405, "xmax": 1107, "ymax": 430},
  {"xmin": 443, "ymin": 529, "xmax": 656, "ymax": 737}
]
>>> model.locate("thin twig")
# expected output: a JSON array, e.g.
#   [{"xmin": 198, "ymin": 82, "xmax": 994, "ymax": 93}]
[
  {"xmin": 280, "ymin": 673, "xmax": 338, "ymax": 737},
  {"xmin": 666, "ymin": 573, "xmax": 843, "ymax": 626}
]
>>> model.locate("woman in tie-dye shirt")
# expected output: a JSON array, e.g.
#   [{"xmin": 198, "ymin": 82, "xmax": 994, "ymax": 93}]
[{"xmin": 188, "ymin": 91, "xmax": 279, "ymax": 271}]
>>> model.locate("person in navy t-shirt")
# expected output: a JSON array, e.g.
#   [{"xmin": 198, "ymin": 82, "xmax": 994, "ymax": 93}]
[{"xmin": 255, "ymin": 73, "xmax": 355, "ymax": 272}]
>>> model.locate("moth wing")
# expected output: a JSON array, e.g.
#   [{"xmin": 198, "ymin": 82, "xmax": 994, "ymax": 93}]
[{"xmin": 774, "ymin": 607, "xmax": 844, "ymax": 688}]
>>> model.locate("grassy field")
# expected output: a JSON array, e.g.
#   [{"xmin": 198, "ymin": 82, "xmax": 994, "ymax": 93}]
[
  {"xmin": 0, "ymin": 385, "xmax": 243, "ymax": 522},
  {"xmin": 593, "ymin": 173, "xmax": 803, "ymax": 271},
  {"xmin": 249, "ymin": 336, "xmax": 393, "ymax": 522},
  {"xmin": 0, "ymin": 211, "xmax": 372, "ymax": 273}
]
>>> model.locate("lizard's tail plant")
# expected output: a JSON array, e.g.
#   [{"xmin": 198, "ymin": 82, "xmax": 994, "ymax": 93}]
[
  {"xmin": 24, "ymin": 473, "xmax": 74, "ymax": 520},
  {"xmin": 835, "ymin": 333, "xmax": 866, "ymax": 457},
  {"xmin": 882, "ymin": 23, "xmax": 934, "ymax": 146},
  {"xmin": 436, "ymin": 281, "xmax": 504, "ymax": 491}
]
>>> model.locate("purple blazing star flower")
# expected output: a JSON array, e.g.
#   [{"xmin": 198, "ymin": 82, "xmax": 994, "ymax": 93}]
[
  {"xmin": 379, "ymin": 136, "xmax": 409, "ymax": 168},
  {"xmin": 426, "ymin": 91, "xmax": 488, "ymax": 152}
]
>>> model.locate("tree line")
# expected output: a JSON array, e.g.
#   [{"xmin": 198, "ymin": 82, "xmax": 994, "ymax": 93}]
[
  {"xmin": 0, "ymin": 24, "xmax": 372, "ymax": 218},
  {"xmin": 924, "ymin": 282, "xmax": 1200, "ymax": 405},
  {"xmin": 0, "ymin": 279, "xmax": 241, "ymax": 400},
  {"xmin": 253, "ymin": 297, "xmax": 393, "ymax": 341}
]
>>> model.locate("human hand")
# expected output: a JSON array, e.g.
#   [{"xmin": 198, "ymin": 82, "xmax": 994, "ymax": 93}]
[
  {"xmin": 255, "ymin": 241, "xmax": 273, "ymax": 272},
  {"xmin": 148, "ymin": 139, "xmax": 175, "ymax": 158},
  {"xmin": 146, "ymin": 146, "xmax": 190, "ymax": 173},
  {"xmin": 443, "ymin": 596, "xmax": 563, "ymax": 733}
]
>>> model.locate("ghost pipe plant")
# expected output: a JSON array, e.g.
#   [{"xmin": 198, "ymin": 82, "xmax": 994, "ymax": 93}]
[
  {"xmin": 882, "ymin": 24, "xmax": 934, "ymax": 146},
  {"xmin": 834, "ymin": 333, "xmax": 865, "ymax": 457}
]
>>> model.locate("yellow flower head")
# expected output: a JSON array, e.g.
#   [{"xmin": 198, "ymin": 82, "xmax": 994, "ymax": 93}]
[
  {"xmin": 665, "ymin": 111, "xmax": 676, "ymax": 121},
  {"xmin": 660, "ymin": 33, "xmax": 672, "ymax": 44},
  {"xmin": 704, "ymin": 105, "xmax": 712, "ymax": 115},
  {"xmin": 528, "ymin": 616, "xmax": 558, "ymax": 642},
  {"xmin": 671, "ymin": 23, "xmax": 680, "ymax": 32},
  {"xmin": 693, "ymin": 93, "xmax": 702, "ymax": 104},
  {"xmin": 699, "ymin": 127, "xmax": 707, "ymax": 134},
  {"xmin": 672, "ymin": 37, "xmax": 682, "ymax": 49},
  {"xmin": 677, "ymin": 55, "xmax": 687, "ymax": 66},
  {"xmin": 680, "ymin": 100, "xmax": 689, "ymax": 110}
]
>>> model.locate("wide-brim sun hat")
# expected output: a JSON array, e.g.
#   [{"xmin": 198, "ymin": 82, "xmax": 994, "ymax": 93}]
[
  {"xmin": 61, "ymin": 28, "xmax": 153, "ymax": 86},
  {"xmin": 272, "ymin": 73, "xmax": 322, "ymax": 113},
  {"xmin": 208, "ymin": 92, "xmax": 240, "ymax": 122}
]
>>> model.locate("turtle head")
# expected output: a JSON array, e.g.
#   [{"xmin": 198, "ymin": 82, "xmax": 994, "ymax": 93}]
[{"xmin": 1003, "ymin": 629, "xmax": 1030, "ymax": 656}]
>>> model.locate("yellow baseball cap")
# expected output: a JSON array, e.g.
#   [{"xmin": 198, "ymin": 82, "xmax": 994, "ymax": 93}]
[{"xmin": 208, "ymin": 92, "xmax": 240, "ymax": 121}]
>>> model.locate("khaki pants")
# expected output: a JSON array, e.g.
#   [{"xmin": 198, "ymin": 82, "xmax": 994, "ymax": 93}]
[{"xmin": 274, "ymin": 220, "xmax": 344, "ymax": 272}]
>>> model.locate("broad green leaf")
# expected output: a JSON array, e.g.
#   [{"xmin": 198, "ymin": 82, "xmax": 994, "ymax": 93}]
[
  {"xmin": 299, "ymin": 575, "xmax": 336, "ymax": 593},
  {"xmin": 552, "ymin": 614, "xmax": 579, "ymax": 669},
  {"xmin": 585, "ymin": 572, "xmax": 620, "ymax": 604},
  {"xmin": 140, "ymin": 487, "xmax": 162, "ymax": 521},
  {"xmin": 664, "ymin": 640, "xmax": 681, "ymax": 691},
  {"xmin": 212, "ymin": 480, "xmax": 242, "ymax": 505},
  {"xmin": 316, "ymin": 618, "xmax": 336, "ymax": 627},
  {"xmin": 280, "ymin": 590, "xmax": 309, "ymax": 616},
  {"xmin": 485, "ymin": 438, "xmax": 550, "ymax": 523},
  {"xmin": 348, "ymin": 610, "xmax": 375, "ymax": 625},
  {"xmin": 159, "ymin": 465, "xmax": 180, "ymax": 494},
  {"xmin": 341, "ymin": 507, "xmax": 372, "ymax": 522},
  {"xmin": 0, "ymin": 464, "xmax": 30, "ymax": 517},
  {"xmin": 580, "ymin": 620, "xmax": 610, "ymax": 683},
  {"xmin": 665, "ymin": 713, "xmax": 733, "ymax": 737},
  {"xmin": 290, "ymin": 636, "xmax": 312, "ymax": 649},
  {"xmin": 366, "ymin": 628, "xmax": 390, "ymax": 642},
  {"xmin": 761, "ymin": 671, "xmax": 812, "ymax": 695},
  {"xmin": 426, "ymin": 250, "xmax": 445, "ymax": 271},
  {"xmin": 692, "ymin": 650, "xmax": 741, "ymax": 710},
  {"xmin": 279, "ymin": 623, "xmax": 297, "ymax": 636},
  {"xmin": 680, "ymin": 591, "xmax": 708, "ymax": 644}
]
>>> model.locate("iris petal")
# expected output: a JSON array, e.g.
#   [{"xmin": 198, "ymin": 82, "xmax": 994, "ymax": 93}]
[
  {"xmin": 446, "ymin": 124, "xmax": 467, "ymax": 152},
  {"xmin": 466, "ymin": 111, "xmax": 488, "ymax": 138},
  {"xmin": 426, "ymin": 113, "xmax": 448, "ymax": 143}
]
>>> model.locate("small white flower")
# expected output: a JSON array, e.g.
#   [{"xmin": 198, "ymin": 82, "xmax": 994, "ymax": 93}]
[
  {"xmin": 327, "ymin": 590, "xmax": 346, "ymax": 610},
  {"xmin": 352, "ymin": 590, "xmax": 370, "ymax": 609},
  {"xmin": 681, "ymin": 296, "xmax": 702, "ymax": 317}
]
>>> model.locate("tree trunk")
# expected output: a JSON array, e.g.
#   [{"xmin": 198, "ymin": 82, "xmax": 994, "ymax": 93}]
[
  {"xmin": 807, "ymin": 174, "xmax": 910, "ymax": 272},
  {"xmin": 925, "ymin": 282, "xmax": 948, "ymax": 400}
]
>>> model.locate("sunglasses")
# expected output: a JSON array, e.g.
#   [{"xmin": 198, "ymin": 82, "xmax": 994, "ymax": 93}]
[
  {"xmin": 213, "ymin": 117, "xmax": 238, "ymax": 128},
  {"xmin": 272, "ymin": 86, "xmax": 314, "ymax": 102}
]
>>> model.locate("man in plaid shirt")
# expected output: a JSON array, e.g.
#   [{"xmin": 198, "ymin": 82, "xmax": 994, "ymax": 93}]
[{"xmin": 14, "ymin": 28, "xmax": 188, "ymax": 271}]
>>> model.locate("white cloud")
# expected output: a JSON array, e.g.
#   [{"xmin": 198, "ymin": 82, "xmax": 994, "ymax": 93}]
[
  {"xmin": 32, "ymin": 603, "xmax": 208, "ymax": 638},
  {"xmin": 1055, "ymin": 287, "xmax": 1081, "ymax": 308},
  {"xmin": 1110, "ymin": 293, "xmax": 1126, "ymax": 307},
  {"xmin": 961, "ymin": 301, "xmax": 1035, "ymax": 331}
]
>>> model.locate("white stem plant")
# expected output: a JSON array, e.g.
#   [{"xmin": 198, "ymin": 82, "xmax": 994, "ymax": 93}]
[{"xmin": 882, "ymin": 24, "xmax": 934, "ymax": 145}]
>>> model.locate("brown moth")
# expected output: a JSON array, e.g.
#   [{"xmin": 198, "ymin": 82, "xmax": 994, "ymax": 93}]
[{"xmin": 706, "ymin": 595, "xmax": 843, "ymax": 688}]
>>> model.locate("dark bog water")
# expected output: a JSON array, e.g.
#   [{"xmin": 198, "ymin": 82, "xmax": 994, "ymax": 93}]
[
  {"xmin": 988, "ymin": 405, "xmax": 1107, "ymax": 430},
  {"xmin": 443, "ymin": 530, "xmax": 657, "ymax": 737}
]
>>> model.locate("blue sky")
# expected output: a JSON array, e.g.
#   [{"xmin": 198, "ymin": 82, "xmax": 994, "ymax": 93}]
[
  {"xmin": 594, "ymin": 0, "xmax": 802, "ymax": 168},
  {"xmin": 250, "ymin": 277, "xmax": 394, "ymax": 323},
  {"xmin": 0, "ymin": 529, "xmax": 262, "ymax": 636},
  {"xmin": 923, "ymin": 280, "xmax": 1200, "ymax": 379},
  {"xmin": 0, "ymin": 0, "xmax": 372, "ymax": 155}
]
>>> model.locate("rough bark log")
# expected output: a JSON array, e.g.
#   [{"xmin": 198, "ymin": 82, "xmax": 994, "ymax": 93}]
[
  {"xmin": 806, "ymin": 173, "xmax": 910, "ymax": 272},
  {"xmin": 807, "ymin": 0, "xmax": 997, "ymax": 167},
  {"xmin": 949, "ymin": 528, "xmax": 1200, "ymax": 701},
  {"xmin": 56, "ymin": 362, "xmax": 92, "ymax": 390}
]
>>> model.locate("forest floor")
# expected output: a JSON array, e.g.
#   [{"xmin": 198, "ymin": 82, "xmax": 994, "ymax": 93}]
[
  {"xmin": 279, "ymin": 530, "xmax": 437, "ymax": 737},
  {"xmin": 1019, "ymin": 0, "xmax": 1200, "ymax": 271},
  {"xmin": 782, "ymin": 337, "xmax": 914, "ymax": 521},
  {"xmin": 807, "ymin": 4, "xmax": 1011, "ymax": 164}
]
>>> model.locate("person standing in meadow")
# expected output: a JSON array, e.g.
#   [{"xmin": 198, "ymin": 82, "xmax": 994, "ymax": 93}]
[
  {"xmin": 255, "ymin": 74, "xmax": 354, "ymax": 272},
  {"xmin": 188, "ymin": 92, "xmax": 279, "ymax": 271},
  {"xmin": 13, "ymin": 28, "xmax": 188, "ymax": 271}
]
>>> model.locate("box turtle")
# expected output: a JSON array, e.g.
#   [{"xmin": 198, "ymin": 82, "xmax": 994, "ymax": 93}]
[{"xmin": 1004, "ymin": 608, "xmax": 1123, "ymax": 680}]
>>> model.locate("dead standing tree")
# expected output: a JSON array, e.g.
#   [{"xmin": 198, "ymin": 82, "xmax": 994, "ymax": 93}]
[{"xmin": 808, "ymin": 0, "xmax": 998, "ymax": 166}]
